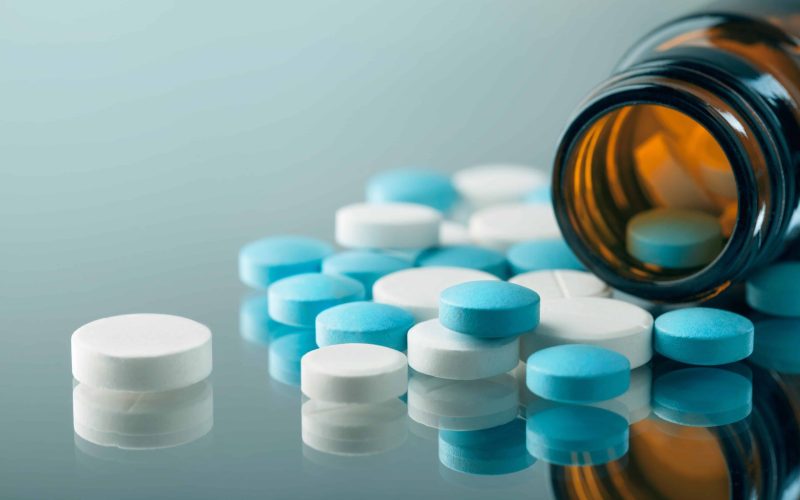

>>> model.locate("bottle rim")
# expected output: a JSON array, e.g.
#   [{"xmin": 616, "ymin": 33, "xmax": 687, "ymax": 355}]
[{"xmin": 553, "ymin": 61, "xmax": 787, "ymax": 302}]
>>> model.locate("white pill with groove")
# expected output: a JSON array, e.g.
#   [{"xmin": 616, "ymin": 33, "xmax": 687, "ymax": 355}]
[
  {"xmin": 453, "ymin": 164, "xmax": 549, "ymax": 208},
  {"xmin": 300, "ymin": 343, "xmax": 408, "ymax": 404},
  {"xmin": 510, "ymin": 269, "xmax": 610, "ymax": 300},
  {"xmin": 520, "ymin": 297, "xmax": 653, "ymax": 368},
  {"xmin": 373, "ymin": 267, "xmax": 499, "ymax": 321},
  {"xmin": 335, "ymin": 202, "xmax": 441, "ymax": 249},
  {"xmin": 407, "ymin": 319, "xmax": 519, "ymax": 380},
  {"xmin": 71, "ymin": 314, "xmax": 213, "ymax": 392},
  {"xmin": 469, "ymin": 203, "xmax": 561, "ymax": 251}
]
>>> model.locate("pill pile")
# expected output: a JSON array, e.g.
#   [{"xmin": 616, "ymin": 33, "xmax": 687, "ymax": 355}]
[{"xmin": 69, "ymin": 161, "xmax": 800, "ymax": 463}]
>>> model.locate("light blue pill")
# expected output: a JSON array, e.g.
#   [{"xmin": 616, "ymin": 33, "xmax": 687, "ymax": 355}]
[
  {"xmin": 439, "ymin": 419, "xmax": 534, "ymax": 476},
  {"xmin": 239, "ymin": 236, "xmax": 334, "ymax": 289},
  {"xmin": 525, "ymin": 405, "xmax": 628, "ymax": 466},
  {"xmin": 652, "ymin": 364, "xmax": 752, "ymax": 427},
  {"xmin": 626, "ymin": 208, "xmax": 723, "ymax": 269},
  {"xmin": 439, "ymin": 281, "xmax": 540, "ymax": 338},
  {"xmin": 268, "ymin": 273, "xmax": 366, "ymax": 327},
  {"xmin": 366, "ymin": 168, "xmax": 458, "ymax": 213},
  {"xmin": 526, "ymin": 345, "xmax": 630, "ymax": 403},
  {"xmin": 239, "ymin": 293, "xmax": 295, "ymax": 345},
  {"xmin": 315, "ymin": 301, "xmax": 415, "ymax": 351},
  {"xmin": 654, "ymin": 307, "xmax": 754, "ymax": 365},
  {"xmin": 322, "ymin": 251, "xmax": 411, "ymax": 299},
  {"xmin": 268, "ymin": 329, "xmax": 317, "ymax": 386},
  {"xmin": 746, "ymin": 261, "xmax": 800, "ymax": 317},
  {"xmin": 524, "ymin": 185, "xmax": 552, "ymax": 205},
  {"xmin": 415, "ymin": 245, "xmax": 509, "ymax": 278},
  {"xmin": 506, "ymin": 239, "xmax": 584, "ymax": 275},
  {"xmin": 751, "ymin": 319, "xmax": 800, "ymax": 373}
]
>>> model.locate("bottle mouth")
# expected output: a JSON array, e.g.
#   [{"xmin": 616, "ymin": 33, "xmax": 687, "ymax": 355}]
[{"xmin": 553, "ymin": 73, "xmax": 772, "ymax": 302}]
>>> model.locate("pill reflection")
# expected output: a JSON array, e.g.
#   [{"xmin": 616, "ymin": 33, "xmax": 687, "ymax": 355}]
[
  {"xmin": 439, "ymin": 418, "xmax": 534, "ymax": 476},
  {"xmin": 268, "ymin": 329, "xmax": 317, "ymax": 387},
  {"xmin": 652, "ymin": 363, "xmax": 752, "ymax": 427},
  {"xmin": 73, "ymin": 380, "xmax": 213, "ymax": 450},
  {"xmin": 407, "ymin": 372, "xmax": 518, "ymax": 432},
  {"xmin": 526, "ymin": 404, "xmax": 629, "ymax": 466},
  {"xmin": 301, "ymin": 398, "xmax": 407, "ymax": 457}
]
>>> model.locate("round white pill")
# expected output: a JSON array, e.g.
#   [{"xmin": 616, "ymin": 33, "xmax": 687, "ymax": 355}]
[
  {"xmin": 73, "ymin": 381, "xmax": 213, "ymax": 450},
  {"xmin": 407, "ymin": 319, "xmax": 519, "ymax": 380},
  {"xmin": 373, "ymin": 267, "xmax": 499, "ymax": 321},
  {"xmin": 301, "ymin": 398, "xmax": 408, "ymax": 456},
  {"xmin": 510, "ymin": 269, "xmax": 611, "ymax": 300},
  {"xmin": 453, "ymin": 164, "xmax": 550, "ymax": 208},
  {"xmin": 71, "ymin": 314, "xmax": 213, "ymax": 392},
  {"xmin": 300, "ymin": 343, "xmax": 408, "ymax": 404},
  {"xmin": 335, "ymin": 202, "xmax": 442, "ymax": 249},
  {"xmin": 520, "ymin": 298, "xmax": 653, "ymax": 368},
  {"xmin": 407, "ymin": 372, "xmax": 518, "ymax": 431},
  {"xmin": 469, "ymin": 203, "xmax": 562, "ymax": 251}
]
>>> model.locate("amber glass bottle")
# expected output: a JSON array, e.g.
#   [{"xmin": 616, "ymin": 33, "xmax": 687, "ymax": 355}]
[{"xmin": 553, "ymin": 1, "xmax": 800, "ymax": 302}]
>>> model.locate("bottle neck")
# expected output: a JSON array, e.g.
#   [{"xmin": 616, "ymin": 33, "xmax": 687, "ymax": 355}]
[{"xmin": 553, "ymin": 52, "xmax": 792, "ymax": 301}]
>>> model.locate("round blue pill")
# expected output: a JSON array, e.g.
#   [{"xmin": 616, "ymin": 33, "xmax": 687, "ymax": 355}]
[
  {"xmin": 653, "ymin": 365, "xmax": 752, "ymax": 427},
  {"xmin": 626, "ymin": 208, "xmax": 722, "ymax": 269},
  {"xmin": 525, "ymin": 405, "xmax": 628, "ymax": 466},
  {"xmin": 268, "ymin": 273, "xmax": 366, "ymax": 327},
  {"xmin": 439, "ymin": 281, "xmax": 540, "ymax": 338},
  {"xmin": 366, "ymin": 168, "xmax": 458, "ymax": 213},
  {"xmin": 239, "ymin": 236, "xmax": 334, "ymax": 289},
  {"xmin": 315, "ymin": 301, "xmax": 415, "ymax": 351},
  {"xmin": 268, "ymin": 329, "xmax": 317, "ymax": 386},
  {"xmin": 506, "ymin": 239, "xmax": 584, "ymax": 275},
  {"xmin": 654, "ymin": 307, "xmax": 754, "ymax": 365},
  {"xmin": 526, "ymin": 344, "xmax": 630, "ymax": 403},
  {"xmin": 439, "ymin": 419, "xmax": 534, "ymax": 475},
  {"xmin": 415, "ymin": 245, "xmax": 509, "ymax": 278},
  {"xmin": 322, "ymin": 251, "xmax": 411, "ymax": 299},
  {"xmin": 746, "ymin": 261, "xmax": 800, "ymax": 317}
]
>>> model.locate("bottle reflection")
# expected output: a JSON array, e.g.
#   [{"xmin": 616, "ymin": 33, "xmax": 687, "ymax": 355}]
[
  {"xmin": 407, "ymin": 372, "xmax": 518, "ymax": 433},
  {"xmin": 73, "ymin": 380, "xmax": 213, "ymax": 450},
  {"xmin": 301, "ymin": 398, "xmax": 407, "ymax": 457},
  {"xmin": 439, "ymin": 418, "xmax": 534, "ymax": 476},
  {"xmin": 652, "ymin": 363, "xmax": 752, "ymax": 427},
  {"xmin": 549, "ymin": 363, "xmax": 800, "ymax": 499}
]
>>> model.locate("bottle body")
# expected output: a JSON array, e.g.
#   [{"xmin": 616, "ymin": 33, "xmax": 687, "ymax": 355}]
[{"xmin": 554, "ymin": 2, "xmax": 800, "ymax": 302}]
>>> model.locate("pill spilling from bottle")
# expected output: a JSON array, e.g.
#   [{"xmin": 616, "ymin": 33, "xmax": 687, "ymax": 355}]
[{"xmin": 71, "ymin": 162, "xmax": 799, "ymax": 463}]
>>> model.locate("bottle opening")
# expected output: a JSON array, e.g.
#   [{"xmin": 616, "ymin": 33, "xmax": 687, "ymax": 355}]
[{"xmin": 561, "ymin": 103, "xmax": 738, "ymax": 282}]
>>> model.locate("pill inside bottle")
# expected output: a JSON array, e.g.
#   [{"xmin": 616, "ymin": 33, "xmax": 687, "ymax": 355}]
[{"xmin": 563, "ymin": 105, "xmax": 737, "ymax": 276}]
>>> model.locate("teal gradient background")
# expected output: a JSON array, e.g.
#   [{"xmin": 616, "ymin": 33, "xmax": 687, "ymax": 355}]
[{"xmin": 1, "ymin": 1, "xmax": 703, "ymax": 498}]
